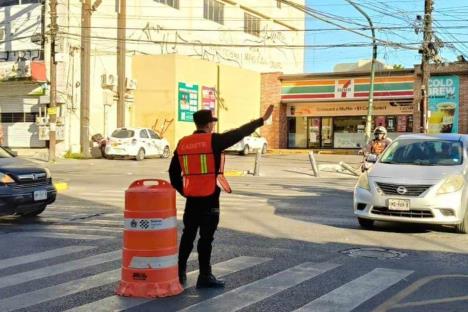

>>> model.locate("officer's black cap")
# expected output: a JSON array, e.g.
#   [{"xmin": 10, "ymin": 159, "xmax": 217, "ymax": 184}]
[{"xmin": 193, "ymin": 110, "xmax": 218, "ymax": 126}]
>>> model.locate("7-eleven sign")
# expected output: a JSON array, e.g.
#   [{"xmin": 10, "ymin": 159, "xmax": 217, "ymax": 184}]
[{"xmin": 335, "ymin": 79, "xmax": 354, "ymax": 98}]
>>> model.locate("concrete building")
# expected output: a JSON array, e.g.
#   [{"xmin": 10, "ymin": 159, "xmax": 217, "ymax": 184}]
[
  {"xmin": 0, "ymin": 1, "xmax": 47, "ymax": 149},
  {"xmin": 49, "ymin": 0, "xmax": 305, "ymax": 155}
]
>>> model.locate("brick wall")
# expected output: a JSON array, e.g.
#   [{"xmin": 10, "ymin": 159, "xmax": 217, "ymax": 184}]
[
  {"xmin": 459, "ymin": 74, "xmax": 468, "ymax": 134},
  {"xmin": 260, "ymin": 72, "xmax": 287, "ymax": 149}
]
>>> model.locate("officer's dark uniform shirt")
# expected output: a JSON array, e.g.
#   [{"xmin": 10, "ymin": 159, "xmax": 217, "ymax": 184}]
[{"xmin": 169, "ymin": 118, "xmax": 264, "ymax": 209}]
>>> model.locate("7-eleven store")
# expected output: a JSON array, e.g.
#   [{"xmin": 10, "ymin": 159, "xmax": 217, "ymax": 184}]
[{"xmin": 276, "ymin": 71, "xmax": 416, "ymax": 149}]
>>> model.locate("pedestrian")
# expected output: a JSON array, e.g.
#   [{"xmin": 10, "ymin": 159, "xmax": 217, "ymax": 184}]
[{"xmin": 169, "ymin": 105, "xmax": 274, "ymax": 288}]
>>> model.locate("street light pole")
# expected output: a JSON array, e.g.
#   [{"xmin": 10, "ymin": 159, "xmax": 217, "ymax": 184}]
[{"xmin": 346, "ymin": 0, "xmax": 377, "ymax": 144}]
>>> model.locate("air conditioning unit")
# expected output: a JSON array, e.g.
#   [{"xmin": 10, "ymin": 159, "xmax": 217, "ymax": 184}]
[
  {"xmin": 101, "ymin": 74, "xmax": 116, "ymax": 88},
  {"xmin": 126, "ymin": 78, "xmax": 137, "ymax": 90}
]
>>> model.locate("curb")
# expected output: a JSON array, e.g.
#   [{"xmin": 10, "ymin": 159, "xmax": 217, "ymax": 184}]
[
  {"xmin": 54, "ymin": 182, "xmax": 69, "ymax": 192},
  {"xmin": 268, "ymin": 149, "xmax": 358, "ymax": 156}
]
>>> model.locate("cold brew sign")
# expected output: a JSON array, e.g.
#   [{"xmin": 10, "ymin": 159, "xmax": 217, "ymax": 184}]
[{"xmin": 428, "ymin": 76, "xmax": 459, "ymax": 134}]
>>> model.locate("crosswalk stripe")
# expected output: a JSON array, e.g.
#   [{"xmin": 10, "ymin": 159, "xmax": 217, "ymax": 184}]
[
  {"xmin": 0, "ymin": 253, "xmax": 218, "ymax": 312},
  {"xmin": 66, "ymin": 256, "xmax": 271, "ymax": 312},
  {"xmin": 40, "ymin": 218, "xmax": 123, "ymax": 226},
  {"xmin": 15, "ymin": 225, "xmax": 122, "ymax": 233},
  {"xmin": 294, "ymin": 268, "xmax": 413, "ymax": 312},
  {"xmin": 0, "ymin": 246, "xmax": 96, "ymax": 269},
  {"xmin": 3, "ymin": 232, "xmax": 114, "ymax": 240},
  {"xmin": 178, "ymin": 261, "xmax": 340, "ymax": 312},
  {"xmin": 0, "ymin": 250, "xmax": 121, "ymax": 289}
]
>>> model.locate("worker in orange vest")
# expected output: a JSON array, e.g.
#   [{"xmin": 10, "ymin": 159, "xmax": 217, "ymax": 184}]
[
  {"xmin": 364, "ymin": 126, "xmax": 393, "ymax": 156},
  {"xmin": 169, "ymin": 105, "xmax": 274, "ymax": 288}
]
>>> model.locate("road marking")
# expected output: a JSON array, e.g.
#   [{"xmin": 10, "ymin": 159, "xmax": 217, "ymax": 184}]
[
  {"xmin": 0, "ymin": 250, "xmax": 121, "ymax": 289},
  {"xmin": 0, "ymin": 246, "xmax": 96, "ymax": 269},
  {"xmin": 179, "ymin": 262, "xmax": 340, "ymax": 312},
  {"xmin": 2, "ymin": 231, "xmax": 113, "ymax": 240},
  {"xmin": 0, "ymin": 269, "xmax": 121, "ymax": 312},
  {"xmin": 14, "ymin": 224, "xmax": 122, "ymax": 233},
  {"xmin": 295, "ymin": 268, "xmax": 413, "ymax": 312},
  {"xmin": 66, "ymin": 256, "xmax": 271, "ymax": 312},
  {"xmin": 40, "ymin": 218, "xmax": 123, "ymax": 226}
]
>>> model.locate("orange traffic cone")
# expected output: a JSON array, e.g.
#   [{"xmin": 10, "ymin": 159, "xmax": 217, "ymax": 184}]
[{"xmin": 116, "ymin": 179, "xmax": 183, "ymax": 298}]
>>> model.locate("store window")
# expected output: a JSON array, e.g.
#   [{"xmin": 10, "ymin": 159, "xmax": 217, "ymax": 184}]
[
  {"xmin": 333, "ymin": 116, "xmax": 367, "ymax": 148},
  {"xmin": 288, "ymin": 117, "xmax": 307, "ymax": 148}
]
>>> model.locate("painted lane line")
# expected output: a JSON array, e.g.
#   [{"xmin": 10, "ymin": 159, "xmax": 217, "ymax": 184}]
[
  {"xmin": 0, "ymin": 250, "xmax": 121, "ymax": 289},
  {"xmin": 179, "ymin": 262, "xmax": 340, "ymax": 312},
  {"xmin": 0, "ymin": 246, "xmax": 96, "ymax": 269},
  {"xmin": 4, "ymin": 232, "xmax": 114, "ymax": 240},
  {"xmin": 294, "ymin": 268, "xmax": 413, "ymax": 312},
  {"xmin": 66, "ymin": 256, "xmax": 271, "ymax": 312}
]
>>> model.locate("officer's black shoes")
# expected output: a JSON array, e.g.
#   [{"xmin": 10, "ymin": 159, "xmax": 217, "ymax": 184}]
[
  {"xmin": 196, "ymin": 273, "xmax": 225, "ymax": 289},
  {"xmin": 179, "ymin": 272, "xmax": 187, "ymax": 286}
]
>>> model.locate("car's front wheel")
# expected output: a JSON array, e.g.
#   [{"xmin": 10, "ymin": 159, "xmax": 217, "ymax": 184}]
[
  {"xmin": 20, "ymin": 205, "xmax": 47, "ymax": 217},
  {"xmin": 241, "ymin": 145, "xmax": 250, "ymax": 156},
  {"xmin": 358, "ymin": 217, "xmax": 374, "ymax": 229},
  {"xmin": 455, "ymin": 211, "xmax": 468, "ymax": 234},
  {"xmin": 161, "ymin": 146, "xmax": 170, "ymax": 159},
  {"xmin": 262, "ymin": 144, "xmax": 267, "ymax": 154},
  {"xmin": 136, "ymin": 148, "xmax": 145, "ymax": 161}
]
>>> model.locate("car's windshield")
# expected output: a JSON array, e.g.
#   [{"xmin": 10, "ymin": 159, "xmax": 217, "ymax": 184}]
[
  {"xmin": 0, "ymin": 147, "xmax": 13, "ymax": 159},
  {"xmin": 111, "ymin": 129, "xmax": 135, "ymax": 138},
  {"xmin": 380, "ymin": 139, "xmax": 463, "ymax": 166}
]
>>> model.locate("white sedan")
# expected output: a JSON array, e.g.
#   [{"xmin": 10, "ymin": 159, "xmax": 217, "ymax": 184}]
[
  {"xmin": 354, "ymin": 134, "xmax": 468, "ymax": 233},
  {"xmin": 105, "ymin": 128, "xmax": 170, "ymax": 161},
  {"xmin": 227, "ymin": 132, "xmax": 268, "ymax": 155}
]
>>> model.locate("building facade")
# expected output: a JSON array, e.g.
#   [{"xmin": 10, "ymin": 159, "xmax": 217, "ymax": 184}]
[{"xmin": 0, "ymin": 1, "xmax": 47, "ymax": 148}]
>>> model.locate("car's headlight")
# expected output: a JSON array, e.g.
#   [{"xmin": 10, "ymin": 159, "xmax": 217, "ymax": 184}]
[
  {"xmin": 44, "ymin": 168, "xmax": 52, "ymax": 179},
  {"xmin": 437, "ymin": 175, "xmax": 465, "ymax": 194},
  {"xmin": 357, "ymin": 173, "xmax": 370, "ymax": 190},
  {"xmin": 0, "ymin": 173, "xmax": 15, "ymax": 184}
]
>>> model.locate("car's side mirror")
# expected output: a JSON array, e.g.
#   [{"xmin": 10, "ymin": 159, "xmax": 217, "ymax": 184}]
[{"xmin": 366, "ymin": 154, "xmax": 378, "ymax": 163}]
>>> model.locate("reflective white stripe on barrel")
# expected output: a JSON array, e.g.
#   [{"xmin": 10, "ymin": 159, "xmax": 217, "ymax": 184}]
[
  {"xmin": 129, "ymin": 255, "xmax": 178, "ymax": 269},
  {"xmin": 124, "ymin": 216, "xmax": 177, "ymax": 231}
]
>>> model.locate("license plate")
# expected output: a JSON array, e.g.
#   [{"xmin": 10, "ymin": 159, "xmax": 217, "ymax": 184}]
[
  {"xmin": 34, "ymin": 190, "xmax": 48, "ymax": 201},
  {"xmin": 388, "ymin": 199, "xmax": 410, "ymax": 211}
]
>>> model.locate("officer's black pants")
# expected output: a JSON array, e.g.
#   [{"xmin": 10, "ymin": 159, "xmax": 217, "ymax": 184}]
[{"xmin": 178, "ymin": 207, "xmax": 220, "ymax": 275}]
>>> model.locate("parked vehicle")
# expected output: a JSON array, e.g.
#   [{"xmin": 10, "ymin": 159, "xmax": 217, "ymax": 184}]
[
  {"xmin": 354, "ymin": 134, "xmax": 468, "ymax": 233},
  {"xmin": 105, "ymin": 128, "xmax": 171, "ymax": 161},
  {"xmin": 226, "ymin": 132, "xmax": 268, "ymax": 155},
  {"xmin": 91, "ymin": 133, "xmax": 108, "ymax": 158},
  {"xmin": 0, "ymin": 147, "xmax": 56, "ymax": 217}
]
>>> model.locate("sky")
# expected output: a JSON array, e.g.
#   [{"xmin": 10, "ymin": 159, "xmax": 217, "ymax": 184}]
[{"xmin": 304, "ymin": 0, "xmax": 468, "ymax": 73}]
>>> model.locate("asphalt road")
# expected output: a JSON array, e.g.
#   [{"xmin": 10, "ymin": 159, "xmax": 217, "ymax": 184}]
[{"xmin": 0, "ymin": 153, "xmax": 467, "ymax": 312}]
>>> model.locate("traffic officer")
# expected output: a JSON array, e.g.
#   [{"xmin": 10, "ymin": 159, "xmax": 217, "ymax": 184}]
[
  {"xmin": 169, "ymin": 105, "xmax": 274, "ymax": 288},
  {"xmin": 364, "ymin": 126, "xmax": 393, "ymax": 156}
]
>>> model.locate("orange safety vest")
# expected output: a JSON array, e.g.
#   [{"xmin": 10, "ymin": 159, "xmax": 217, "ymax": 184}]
[
  {"xmin": 371, "ymin": 139, "xmax": 387, "ymax": 155},
  {"xmin": 177, "ymin": 133, "xmax": 231, "ymax": 197}
]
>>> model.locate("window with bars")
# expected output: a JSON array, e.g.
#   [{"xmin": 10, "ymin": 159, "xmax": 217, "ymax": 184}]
[
  {"xmin": 155, "ymin": 0, "xmax": 179, "ymax": 9},
  {"xmin": 204, "ymin": 0, "xmax": 224, "ymax": 25},
  {"xmin": 244, "ymin": 13, "xmax": 260, "ymax": 37},
  {"xmin": 0, "ymin": 112, "xmax": 38, "ymax": 123}
]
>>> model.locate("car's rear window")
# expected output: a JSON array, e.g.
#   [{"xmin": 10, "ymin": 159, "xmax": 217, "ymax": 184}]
[
  {"xmin": 380, "ymin": 139, "xmax": 463, "ymax": 166},
  {"xmin": 111, "ymin": 129, "xmax": 134, "ymax": 138}
]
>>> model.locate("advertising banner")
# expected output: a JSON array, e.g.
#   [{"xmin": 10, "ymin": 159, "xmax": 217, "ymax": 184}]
[
  {"xmin": 201, "ymin": 86, "xmax": 216, "ymax": 113},
  {"xmin": 428, "ymin": 76, "xmax": 459, "ymax": 133},
  {"xmin": 178, "ymin": 82, "xmax": 199, "ymax": 122}
]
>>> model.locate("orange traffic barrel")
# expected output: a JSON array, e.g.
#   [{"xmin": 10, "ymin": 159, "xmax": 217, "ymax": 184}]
[{"xmin": 116, "ymin": 179, "xmax": 183, "ymax": 298}]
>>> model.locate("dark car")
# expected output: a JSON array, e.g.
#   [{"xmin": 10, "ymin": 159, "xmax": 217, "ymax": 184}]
[{"xmin": 0, "ymin": 147, "xmax": 56, "ymax": 217}]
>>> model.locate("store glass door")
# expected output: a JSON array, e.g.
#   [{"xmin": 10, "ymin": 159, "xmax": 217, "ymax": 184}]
[
  {"xmin": 321, "ymin": 117, "xmax": 333, "ymax": 148},
  {"xmin": 308, "ymin": 118, "xmax": 321, "ymax": 148}
]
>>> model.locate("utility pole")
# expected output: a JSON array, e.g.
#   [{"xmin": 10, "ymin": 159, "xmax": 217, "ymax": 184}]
[
  {"xmin": 48, "ymin": 0, "xmax": 58, "ymax": 162},
  {"xmin": 80, "ymin": 0, "xmax": 91, "ymax": 158},
  {"xmin": 346, "ymin": 0, "xmax": 376, "ymax": 143},
  {"xmin": 117, "ymin": 0, "xmax": 126, "ymax": 128},
  {"xmin": 420, "ymin": 0, "xmax": 433, "ymax": 133}
]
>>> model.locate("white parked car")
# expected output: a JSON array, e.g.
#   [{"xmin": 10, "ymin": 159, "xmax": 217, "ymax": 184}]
[
  {"xmin": 226, "ymin": 132, "xmax": 268, "ymax": 155},
  {"xmin": 105, "ymin": 128, "xmax": 170, "ymax": 161},
  {"xmin": 354, "ymin": 134, "xmax": 468, "ymax": 233}
]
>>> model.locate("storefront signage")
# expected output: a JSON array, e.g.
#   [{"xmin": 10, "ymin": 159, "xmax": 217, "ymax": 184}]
[
  {"xmin": 428, "ymin": 76, "xmax": 459, "ymax": 134},
  {"xmin": 287, "ymin": 101, "xmax": 413, "ymax": 117},
  {"xmin": 201, "ymin": 86, "xmax": 216, "ymax": 113},
  {"xmin": 178, "ymin": 82, "xmax": 199, "ymax": 122},
  {"xmin": 281, "ymin": 76, "xmax": 414, "ymax": 102}
]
